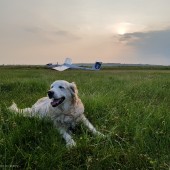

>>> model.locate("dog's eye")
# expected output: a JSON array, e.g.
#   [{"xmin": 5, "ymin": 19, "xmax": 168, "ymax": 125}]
[{"xmin": 59, "ymin": 86, "xmax": 64, "ymax": 89}]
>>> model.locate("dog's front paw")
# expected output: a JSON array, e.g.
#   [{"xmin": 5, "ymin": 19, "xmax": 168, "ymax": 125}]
[{"xmin": 66, "ymin": 139, "xmax": 76, "ymax": 149}]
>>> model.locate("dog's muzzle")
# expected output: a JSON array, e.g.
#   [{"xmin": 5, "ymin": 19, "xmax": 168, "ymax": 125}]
[
  {"xmin": 47, "ymin": 91, "xmax": 65, "ymax": 107},
  {"xmin": 48, "ymin": 91, "xmax": 54, "ymax": 99},
  {"xmin": 51, "ymin": 97, "xmax": 65, "ymax": 107}
]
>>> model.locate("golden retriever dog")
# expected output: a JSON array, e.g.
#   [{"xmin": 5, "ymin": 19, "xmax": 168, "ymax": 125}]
[{"xmin": 9, "ymin": 80, "xmax": 103, "ymax": 148}]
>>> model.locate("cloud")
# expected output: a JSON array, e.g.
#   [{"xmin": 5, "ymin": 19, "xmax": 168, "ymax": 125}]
[
  {"xmin": 114, "ymin": 32, "xmax": 142, "ymax": 44},
  {"xmin": 23, "ymin": 27, "xmax": 42, "ymax": 34},
  {"xmin": 130, "ymin": 30, "xmax": 170, "ymax": 57},
  {"xmin": 115, "ymin": 29, "xmax": 170, "ymax": 65},
  {"xmin": 22, "ymin": 26, "xmax": 81, "ymax": 44}
]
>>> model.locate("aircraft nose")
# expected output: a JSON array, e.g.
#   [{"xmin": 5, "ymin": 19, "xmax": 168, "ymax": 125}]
[{"xmin": 47, "ymin": 90, "xmax": 54, "ymax": 99}]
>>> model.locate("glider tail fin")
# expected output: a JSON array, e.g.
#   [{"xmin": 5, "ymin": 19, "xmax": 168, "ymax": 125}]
[
  {"xmin": 64, "ymin": 58, "xmax": 72, "ymax": 65},
  {"xmin": 92, "ymin": 62, "xmax": 102, "ymax": 70}
]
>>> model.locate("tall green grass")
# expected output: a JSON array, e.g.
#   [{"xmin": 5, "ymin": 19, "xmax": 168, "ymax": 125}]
[{"xmin": 0, "ymin": 67, "xmax": 170, "ymax": 169}]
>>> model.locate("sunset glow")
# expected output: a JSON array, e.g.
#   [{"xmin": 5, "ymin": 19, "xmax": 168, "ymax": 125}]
[
  {"xmin": 0, "ymin": 0, "xmax": 170, "ymax": 65},
  {"xmin": 115, "ymin": 22, "xmax": 132, "ymax": 35},
  {"xmin": 117, "ymin": 27, "xmax": 127, "ymax": 35}
]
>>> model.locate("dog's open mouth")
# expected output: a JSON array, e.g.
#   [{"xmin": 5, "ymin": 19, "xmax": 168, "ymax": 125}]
[{"xmin": 51, "ymin": 97, "xmax": 65, "ymax": 107}]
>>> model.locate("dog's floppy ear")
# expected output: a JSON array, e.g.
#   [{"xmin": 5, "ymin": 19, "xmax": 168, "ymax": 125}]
[{"xmin": 69, "ymin": 82, "xmax": 78, "ymax": 97}]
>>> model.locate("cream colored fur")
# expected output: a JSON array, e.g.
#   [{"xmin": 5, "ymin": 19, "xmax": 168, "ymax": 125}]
[{"xmin": 9, "ymin": 80, "xmax": 103, "ymax": 148}]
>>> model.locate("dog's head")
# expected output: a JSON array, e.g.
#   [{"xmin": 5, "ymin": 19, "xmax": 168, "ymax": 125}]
[{"xmin": 47, "ymin": 80, "xmax": 78, "ymax": 107}]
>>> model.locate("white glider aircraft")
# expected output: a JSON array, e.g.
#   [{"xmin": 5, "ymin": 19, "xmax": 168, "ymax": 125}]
[{"xmin": 47, "ymin": 58, "xmax": 102, "ymax": 71}]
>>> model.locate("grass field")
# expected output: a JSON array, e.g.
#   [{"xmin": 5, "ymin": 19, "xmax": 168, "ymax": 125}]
[{"xmin": 0, "ymin": 67, "xmax": 170, "ymax": 169}]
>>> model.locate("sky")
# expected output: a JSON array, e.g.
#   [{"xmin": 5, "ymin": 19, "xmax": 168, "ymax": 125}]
[{"xmin": 0, "ymin": 0, "xmax": 170, "ymax": 65}]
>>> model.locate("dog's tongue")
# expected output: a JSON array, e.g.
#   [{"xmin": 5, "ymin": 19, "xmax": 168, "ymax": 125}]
[
  {"xmin": 51, "ymin": 99, "xmax": 60, "ymax": 107},
  {"xmin": 51, "ymin": 97, "xmax": 65, "ymax": 107}
]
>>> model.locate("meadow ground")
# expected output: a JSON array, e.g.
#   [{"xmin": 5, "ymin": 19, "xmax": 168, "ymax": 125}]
[{"xmin": 0, "ymin": 67, "xmax": 170, "ymax": 169}]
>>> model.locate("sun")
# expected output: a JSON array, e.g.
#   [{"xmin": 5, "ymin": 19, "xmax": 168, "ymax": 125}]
[
  {"xmin": 115, "ymin": 22, "xmax": 131, "ymax": 35},
  {"xmin": 117, "ymin": 27, "xmax": 126, "ymax": 35}
]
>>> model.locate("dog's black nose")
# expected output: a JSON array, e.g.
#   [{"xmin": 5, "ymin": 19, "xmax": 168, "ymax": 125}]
[{"xmin": 47, "ymin": 91, "xmax": 54, "ymax": 99}]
